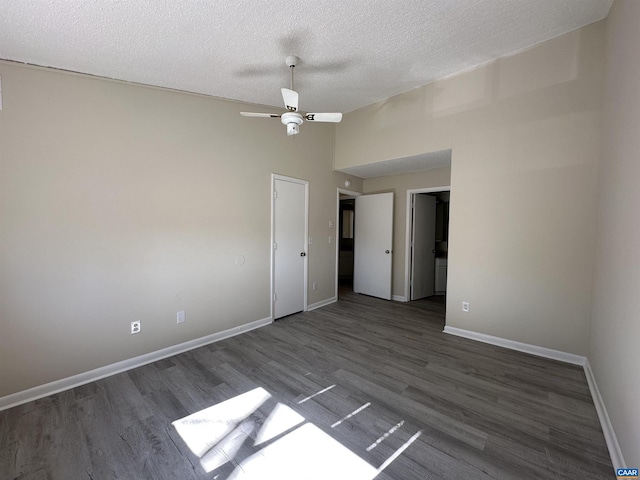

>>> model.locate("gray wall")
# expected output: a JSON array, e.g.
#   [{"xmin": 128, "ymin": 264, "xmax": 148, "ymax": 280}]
[
  {"xmin": 0, "ymin": 61, "xmax": 361, "ymax": 397},
  {"xmin": 590, "ymin": 0, "xmax": 640, "ymax": 465},
  {"xmin": 336, "ymin": 22, "xmax": 604, "ymax": 356}
]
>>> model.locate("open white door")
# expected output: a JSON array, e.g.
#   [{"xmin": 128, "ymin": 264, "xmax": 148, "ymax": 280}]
[
  {"xmin": 273, "ymin": 176, "xmax": 307, "ymax": 319},
  {"xmin": 353, "ymin": 193, "xmax": 393, "ymax": 300},
  {"xmin": 410, "ymin": 194, "xmax": 436, "ymax": 300}
]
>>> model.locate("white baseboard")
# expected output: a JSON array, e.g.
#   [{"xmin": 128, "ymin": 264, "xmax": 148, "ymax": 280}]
[
  {"xmin": 307, "ymin": 296, "xmax": 337, "ymax": 311},
  {"xmin": 583, "ymin": 359, "xmax": 626, "ymax": 469},
  {"xmin": 392, "ymin": 295, "xmax": 407, "ymax": 302},
  {"xmin": 443, "ymin": 325, "xmax": 624, "ymax": 470},
  {"xmin": 0, "ymin": 316, "xmax": 272, "ymax": 412},
  {"xmin": 443, "ymin": 326, "xmax": 587, "ymax": 365}
]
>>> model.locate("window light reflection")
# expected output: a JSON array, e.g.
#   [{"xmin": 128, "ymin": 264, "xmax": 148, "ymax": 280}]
[
  {"xmin": 172, "ymin": 387, "xmax": 271, "ymax": 458},
  {"xmin": 331, "ymin": 402, "xmax": 371, "ymax": 428},
  {"xmin": 297, "ymin": 384, "xmax": 336, "ymax": 404},
  {"xmin": 228, "ymin": 423, "xmax": 377, "ymax": 480},
  {"xmin": 254, "ymin": 403, "xmax": 305, "ymax": 446},
  {"xmin": 172, "ymin": 386, "xmax": 422, "ymax": 479},
  {"xmin": 366, "ymin": 420, "xmax": 405, "ymax": 451}
]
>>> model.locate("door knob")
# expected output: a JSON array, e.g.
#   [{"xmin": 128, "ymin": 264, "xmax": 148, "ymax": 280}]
[
  {"xmin": 300, "ymin": 252, "xmax": 306, "ymax": 257},
  {"xmin": 385, "ymin": 250, "xmax": 390, "ymax": 254}
]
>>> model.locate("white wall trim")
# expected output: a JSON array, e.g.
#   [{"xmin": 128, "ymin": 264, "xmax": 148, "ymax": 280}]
[
  {"xmin": 307, "ymin": 296, "xmax": 337, "ymax": 311},
  {"xmin": 443, "ymin": 326, "xmax": 587, "ymax": 365},
  {"xmin": 0, "ymin": 316, "xmax": 272, "ymax": 412},
  {"xmin": 583, "ymin": 359, "xmax": 626, "ymax": 470},
  {"xmin": 392, "ymin": 295, "xmax": 408, "ymax": 302}
]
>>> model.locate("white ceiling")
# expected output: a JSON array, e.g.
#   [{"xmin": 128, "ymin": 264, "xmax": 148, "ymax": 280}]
[
  {"xmin": 340, "ymin": 150, "xmax": 452, "ymax": 179},
  {"xmin": 0, "ymin": 0, "xmax": 613, "ymax": 114}
]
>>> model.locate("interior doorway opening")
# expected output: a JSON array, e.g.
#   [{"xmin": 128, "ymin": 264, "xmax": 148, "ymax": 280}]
[
  {"xmin": 338, "ymin": 197, "xmax": 355, "ymax": 292},
  {"xmin": 406, "ymin": 187, "xmax": 450, "ymax": 308},
  {"xmin": 336, "ymin": 189, "xmax": 361, "ymax": 299}
]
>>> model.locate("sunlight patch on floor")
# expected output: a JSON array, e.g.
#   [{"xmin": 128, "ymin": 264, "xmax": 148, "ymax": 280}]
[
  {"xmin": 172, "ymin": 387, "xmax": 271, "ymax": 458},
  {"xmin": 331, "ymin": 402, "xmax": 371, "ymax": 428},
  {"xmin": 228, "ymin": 423, "xmax": 378, "ymax": 480},
  {"xmin": 254, "ymin": 403, "xmax": 305, "ymax": 446},
  {"xmin": 172, "ymin": 386, "xmax": 421, "ymax": 478},
  {"xmin": 297, "ymin": 384, "xmax": 336, "ymax": 404},
  {"xmin": 367, "ymin": 420, "xmax": 405, "ymax": 451}
]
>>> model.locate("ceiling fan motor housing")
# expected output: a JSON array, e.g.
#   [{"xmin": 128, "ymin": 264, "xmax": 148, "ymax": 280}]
[{"xmin": 281, "ymin": 112, "xmax": 303, "ymax": 136}]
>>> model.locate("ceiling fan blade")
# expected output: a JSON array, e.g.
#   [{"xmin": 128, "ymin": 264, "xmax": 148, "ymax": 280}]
[
  {"xmin": 281, "ymin": 88, "xmax": 299, "ymax": 112},
  {"xmin": 240, "ymin": 112, "xmax": 281, "ymax": 118},
  {"xmin": 305, "ymin": 112, "xmax": 343, "ymax": 123}
]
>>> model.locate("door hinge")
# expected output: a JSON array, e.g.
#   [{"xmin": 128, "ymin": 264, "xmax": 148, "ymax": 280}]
[
  {"xmin": 273, "ymin": 293, "xmax": 277, "ymax": 302},
  {"xmin": 273, "ymin": 242, "xmax": 277, "ymax": 250}
]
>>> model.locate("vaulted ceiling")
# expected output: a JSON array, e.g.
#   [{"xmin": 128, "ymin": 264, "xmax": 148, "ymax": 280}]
[{"xmin": 0, "ymin": 0, "xmax": 613, "ymax": 113}]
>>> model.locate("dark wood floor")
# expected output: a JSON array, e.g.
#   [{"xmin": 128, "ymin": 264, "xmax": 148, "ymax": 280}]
[{"xmin": 0, "ymin": 291, "xmax": 614, "ymax": 479}]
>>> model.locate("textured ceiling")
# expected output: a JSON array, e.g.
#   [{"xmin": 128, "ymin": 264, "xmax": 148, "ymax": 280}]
[
  {"xmin": 0, "ymin": 0, "xmax": 612, "ymax": 114},
  {"xmin": 340, "ymin": 150, "xmax": 452, "ymax": 179}
]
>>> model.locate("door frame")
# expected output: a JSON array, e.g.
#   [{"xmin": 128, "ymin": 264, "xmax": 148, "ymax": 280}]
[
  {"xmin": 404, "ymin": 186, "xmax": 450, "ymax": 302},
  {"xmin": 335, "ymin": 188, "xmax": 362, "ymax": 299},
  {"xmin": 271, "ymin": 174, "xmax": 309, "ymax": 320}
]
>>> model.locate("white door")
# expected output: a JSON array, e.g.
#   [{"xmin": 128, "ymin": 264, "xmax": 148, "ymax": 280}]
[
  {"xmin": 273, "ymin": 177, "xmax": 307, "ymax": 319},
  {"xmin": 410, "ymin": 194, "xmax": 436, "ymax": 300},
  {"xmin": 353, "ymin": 193, "xmax": 393, "ymax": 300}
]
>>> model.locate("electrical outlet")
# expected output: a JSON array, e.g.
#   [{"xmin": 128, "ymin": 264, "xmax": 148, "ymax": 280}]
[
  {"xmin": 131, "ymin": 320, "xmax": 141, "ymax": 334},
  {"xmin": 312, "ymin": 282, "xmax": 317, "ymax": 291},
  {"xmin": 177, "ymin": 310, "xmax": 186, "ymax": 324},
  {"xmin": 462, "ymin": 302, "xmax": 470, "ymax": 312}
]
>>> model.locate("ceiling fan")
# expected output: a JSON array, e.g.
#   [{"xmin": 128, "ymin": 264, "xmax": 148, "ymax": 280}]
[{"xmin": 240, "ymin": 56, "xmax": 342, "ymax": 136}]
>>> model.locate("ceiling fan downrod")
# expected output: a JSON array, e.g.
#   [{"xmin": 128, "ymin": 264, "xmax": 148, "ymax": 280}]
[{"xmin": 286, "ymin": 55, "xmax": 299, "ymax": 92}]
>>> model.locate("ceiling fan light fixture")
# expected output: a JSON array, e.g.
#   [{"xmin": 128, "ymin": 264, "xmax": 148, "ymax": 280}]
[{"xmin": 286, "ymin": 123, "xmax": 300, "ymax": 136}]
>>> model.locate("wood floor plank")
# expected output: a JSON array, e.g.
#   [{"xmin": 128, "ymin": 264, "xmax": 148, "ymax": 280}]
[
  {"xmin": 0, "ymin": 291, "xmax": 615, "ymax": 479},
  {"xmin": 333, "ymin": 367, "xmax": 489, "ymax": 451}
]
